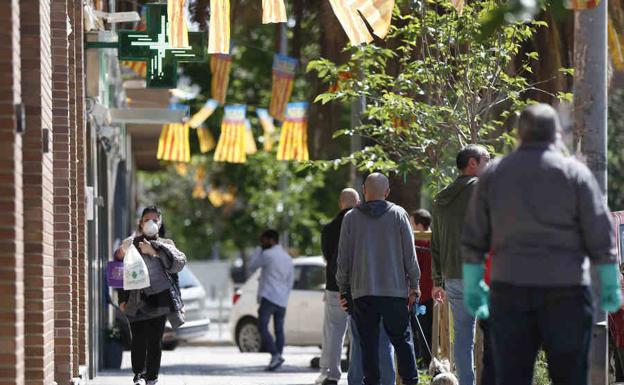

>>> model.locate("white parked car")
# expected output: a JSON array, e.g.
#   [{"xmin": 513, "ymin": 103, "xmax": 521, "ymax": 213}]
[{"xmin": 230, "ymin": 256, "xmax": 326, "ymax": 352}]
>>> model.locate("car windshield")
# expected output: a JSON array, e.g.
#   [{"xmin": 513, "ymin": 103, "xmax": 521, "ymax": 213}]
[{"xmin": 178, "ymin": 267, "xmax": 200, "ymax": 289}]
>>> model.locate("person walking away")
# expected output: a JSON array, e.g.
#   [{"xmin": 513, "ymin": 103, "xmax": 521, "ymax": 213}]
[
  {"xmin": 248, "ymin": 229, "xmax": 295, "ymax": 371},
  {"xmin": 317, "ymin": 188, "xmax": 359, "ymax": 385},
  {"xmin": 117, "ymin": 206, "xmax": 187, "ymax": 385},
  {"xmin": 462, "ymin": 103, "xmax": 622, "ymax": 385},
  {"xmin": 411, "ymin": 209, "xmax": 433, "ymax": 369},
  {"xmin": 336, "ymin": 173, "xmax": 421, "ymax": 385},
  {"xmin": 431, "ymin": 145, "xmax": 490, "ymax": 385}
]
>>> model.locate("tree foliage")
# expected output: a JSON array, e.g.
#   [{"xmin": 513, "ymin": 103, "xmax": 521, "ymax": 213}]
[
  {"xmin": 308, "ymin": 0, "xmax": 561, "ymax": 189},
  {"xmin": 608, "ymin": 89, "xmax": 624, "ymax": 211}
]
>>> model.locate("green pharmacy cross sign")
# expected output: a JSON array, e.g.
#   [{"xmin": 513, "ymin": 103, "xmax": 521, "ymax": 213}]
[{"xmin": 118, "ymin": 3, "xmax": 206, "ymax": 88}]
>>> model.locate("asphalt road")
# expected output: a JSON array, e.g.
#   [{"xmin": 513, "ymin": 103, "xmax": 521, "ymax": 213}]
[{"xmin": 91, "ymin": 345, "xmax": 348, "ymax": 385}]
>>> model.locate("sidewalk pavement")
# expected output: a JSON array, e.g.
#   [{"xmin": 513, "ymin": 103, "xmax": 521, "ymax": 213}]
[{"xmin": 90, "ymin": 346, "xmax": 346, "ymax": 385}]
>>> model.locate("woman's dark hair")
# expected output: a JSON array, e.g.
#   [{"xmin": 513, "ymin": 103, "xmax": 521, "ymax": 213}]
[{"xmin": 141, "ymin": 205, "xmax": 161, "ymax": 219}]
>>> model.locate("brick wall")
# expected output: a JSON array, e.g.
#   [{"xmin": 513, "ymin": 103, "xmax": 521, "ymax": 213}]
[
  {"xmin": 19, "ymin": 1, "xmax": 56, "ymax": 384},
  {"xmin": 72, "ymin": 0, "xmax": 89, "ymax": 368},
  {"xmin": 66, "ymin": 1, "xmax": 80, "ymax": 377},
  {"xmin": 0, "ymin": 0, "xmax": 25, "ymax": 384},
  {"xmin": 50, "ymin": 0, "xmax": 73, "ymax": 383}
]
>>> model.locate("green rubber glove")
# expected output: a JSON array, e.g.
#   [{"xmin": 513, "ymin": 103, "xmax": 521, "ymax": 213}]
[
  {"xmin": 598, "ymin": 264, "xmax": 622, "ymax": 313},
  {"xmin": 463, "ymin": 263, "xmax": 490, "ymax": 319}
]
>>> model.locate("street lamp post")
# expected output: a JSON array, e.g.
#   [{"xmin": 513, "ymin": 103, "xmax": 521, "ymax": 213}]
[{"xmin": 573, "ymin": 1, "xmax": 608, "ymax": 383}]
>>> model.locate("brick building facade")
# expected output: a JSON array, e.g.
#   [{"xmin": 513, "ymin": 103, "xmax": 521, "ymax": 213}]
[{"xmin": 0, "ymin": 1, "xmax": 96, "ymax": 384}]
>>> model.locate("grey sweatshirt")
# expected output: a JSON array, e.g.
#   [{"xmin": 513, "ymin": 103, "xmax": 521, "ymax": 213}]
[
  {"xmin": 462, "ymin": 143, "xmax": 616, "ymax": 287},
  {"xmin": 336, "ymin": 200, "xmax": 420, "ymax": 299}
]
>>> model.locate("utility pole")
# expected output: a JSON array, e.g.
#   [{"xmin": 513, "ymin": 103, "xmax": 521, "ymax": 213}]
[{"xmin": 573, "ymin": 1, "xmax": 608, "ymax": 383}]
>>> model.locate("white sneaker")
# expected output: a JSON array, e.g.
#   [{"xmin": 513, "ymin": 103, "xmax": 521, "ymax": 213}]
[
  {"xmin": 315, "ymin": 373, "xmax": 328, "ymax": 385},
  {"xmin": 266, "ymin": 354, "xmax": 285, "ymax": 371}
]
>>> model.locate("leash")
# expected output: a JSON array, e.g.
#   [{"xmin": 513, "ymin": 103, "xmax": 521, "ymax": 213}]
[{"xmin": 413, "ymin": 305, "xmax": 433, "ymax": 358}]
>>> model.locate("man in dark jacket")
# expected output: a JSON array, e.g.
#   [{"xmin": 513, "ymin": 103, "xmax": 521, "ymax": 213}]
[
  {"xmin": 431, "ymin": 144, "xmax": 490, "ymax": 385},
  {"xmin": 316, "ymin": 188, "xmax": 359, "ymax": 385},
  {"xmin": 462, "ymin": 103, "xmax": 622, "ymax": 385},
  {"xmin": 337, "ymin": 173, "xmax": 421, "ymax": 385}
]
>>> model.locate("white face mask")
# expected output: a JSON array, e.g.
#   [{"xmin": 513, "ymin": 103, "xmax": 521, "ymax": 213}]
[{"xmin": 142, "ymin": 220, "xmax": 160, "ymax": 237}]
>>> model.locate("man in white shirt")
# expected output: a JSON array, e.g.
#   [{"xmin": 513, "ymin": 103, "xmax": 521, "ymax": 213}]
[{"xmin": 248, "ymin": 229, "xmax": 295, "ymax": 371}]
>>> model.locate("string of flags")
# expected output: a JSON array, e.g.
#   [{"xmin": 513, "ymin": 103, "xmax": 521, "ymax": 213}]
[
  {"xmin": 277, "ymin": 102, "xmax": 309, "ymax": 161},
  {"xmin": 214, "ymin": 105, "xmax": 249, "ymax": 164},
  {"xmin": 269, "ymin": 55, "xmax": 298, "ymax": 121}
]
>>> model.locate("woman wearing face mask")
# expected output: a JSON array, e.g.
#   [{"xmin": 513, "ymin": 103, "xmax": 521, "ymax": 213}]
[{"xmin": 116, "ymin": 205, "xmax": 187, "ymax": 385}]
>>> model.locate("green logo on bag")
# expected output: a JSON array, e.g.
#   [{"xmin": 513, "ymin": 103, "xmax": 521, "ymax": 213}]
[{"xmin": 132, "ymin": 271, "xmax": 137, "ymax": 279}]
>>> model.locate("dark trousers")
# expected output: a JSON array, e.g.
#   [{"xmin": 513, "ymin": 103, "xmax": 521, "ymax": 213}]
[
  {"xmin": 411, "ymin": 298, "xmax": 433, "ymax": 369},
  {"xmin": 479, "ymin": 319, "xmax": 495, "ymax": 385},
  {"xmin": 353, "ymin": 296, "xmax": 418, "ymax": 385},
  {"xmin": 130, "ymin": 315, "xmax": 167, "ymax": 381},
  {"xmin": 490, "ymin": 283, "xmax": 594, "ymax": 385},
  {"xmin": 258, "ymin": 297, "xmax": 286, "ymax": 356}
]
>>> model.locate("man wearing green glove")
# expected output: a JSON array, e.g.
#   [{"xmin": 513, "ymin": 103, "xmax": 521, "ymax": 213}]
[{"xmin": 462, "ymin": 103, "xmax": 622, "ymax": 385}]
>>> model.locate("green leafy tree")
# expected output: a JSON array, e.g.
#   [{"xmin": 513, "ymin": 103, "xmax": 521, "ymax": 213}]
[
  {"xmin": 308, "ymin": 0, "xmax": 563, "ymax": 190},
  {"xmin": 608, "ymin": 89, "xmax": 624, "ymax": 211}
]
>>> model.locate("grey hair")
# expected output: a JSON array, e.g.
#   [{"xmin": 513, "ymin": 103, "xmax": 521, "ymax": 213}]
[{"xmin": 518, "ymin": 103, "xmax": 561, "ymax": 144}]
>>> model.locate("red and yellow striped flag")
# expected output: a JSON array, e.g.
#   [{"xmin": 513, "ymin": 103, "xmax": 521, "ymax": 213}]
[
  {"xmin": 192, "ymin": 165, "xmax": 207, "ymax": 199},
  {"xmin": 349, "ymin": 0, "xmax": 394, "ymax": 39},
  {"xmin": 168, "ymin": 0, "xmax": 189, "ymax": 48},
  {"xmin": 214, "ymin": 105, "xmax": 247, "ymax": 164},
  {"xmin": 211, "ymin": 54, "xmax": 232, "ymax": 105},
  {"xmin": 262, "ymin": 0, "xmax": 287, "ymax": 23},
  {"xmin": 157, "ymin": 123, "xmax": 191, "ymax": 163},
  {"xmin": 245, "ymin": 120, "xmax": 258, "ymax": 155},
  {"xmin": 257, "ymin": 108, "xmax": 276, "ymax": 151},
  {"xmin": 329, "ymin": 0, "xmax": 395, "ymax": 45},
  {"xmin": 328, "ymin": 0, "xmax": 373, "ymax": 45},
  {"xmin": 188, "ymin": 99, "xmax": 219, "ymax": 128},
  {"xmin": 269, "ymin": 54, "xmax": 298, "ymax": 121},
  {"xmin": 564, "ymin": 0, "xmax": 599, "ymax": 9},
  {"xmin": 197, "ymin": 126, "xmax": 216, "ymax": 153},
  {"xmin": 609, "ymin": 17, "xmax": 624, "ymax": 71},
  {"xmin": 277, "ymin": 102, "xmax": 309, "ymax": 161},
  {"xmin": 209, "ymin": 0, "xmax": 230, "ymax": 54}
]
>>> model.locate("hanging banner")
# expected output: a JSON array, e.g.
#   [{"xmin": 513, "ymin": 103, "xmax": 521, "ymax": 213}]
[
  {"xmin": 329, "ymin": 0, "xmax": 395, "ymax": 45},
  {"xmin": 209, "ymin": 0, "xmax": 231, "ymax": 54},
  {"xmin": 192, "ymin": 165, "xmax": 208, "ymax": 199},
  {"xmin": 188, "ymin": 99, "xmax": 219, "ymax": 128},
  {"xmin": 449, "ymin": 0, "xmax": 464, "ymax": 14},
  {"xmin": 269, "ymin": 54, "xmax": 298, "ymax": 121},
  {"xmin": 214, "ymin": 105, "xmax": 247, "ymax": 163},
  {"xmin": 211, "ymin": 54, "xmax": 232, "ymax": 104},
  {"xmin": 175, "ymin": 162, "xmax": 189, "ymax": 176},
  {"xmin": 257, "ymin": 108, "xmax": 276, "ymax": 151},
  {"xmin": 262, "ymin": 0, "xmax": 287, "ymax": 23},
  {"xmin": 328, "ymin": 0, "xmax": 373, "ymax": 45},
  {"xmin": 609, "ymin": 18, "xmax": 624, "ymax": 71},
  {"xmin": 245, "ymin": 120, "xmax": 258, "ymax": 155},
  {"xmin": 157, "ymin": 123, "xmax": 191, "ymax": 162},
  {"xmin": 118, "ymin": 3, "xmax": 206, "ymax": 88},
  {"xmin": 208, "ymin": 185, "xmax": 237, "ymax": 207},
  {"xmin": 168, "ymin": 0, "xmax": 189, "ymax": 48},
  {"xmin": 277, "ymin": 102, "xmax": 309, "ymax": 161},
  {"xmin": 564, "ymin": 0, "xmax": 600, "ymax": 9},
  {"xmin": 197, "ymin": 126, "xmax": 217, "ymax": 153}
]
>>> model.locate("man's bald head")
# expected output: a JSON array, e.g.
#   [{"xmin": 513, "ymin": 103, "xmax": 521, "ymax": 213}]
[
  {"xmin": 339, "ymin": 188, "xmax": 360, "ymax": 210},
  {"xmin": 518, "ymin": 103, "xmax": 560, "ymax": 144},
  {"xmin": 363, "ymin": 173, "xmax": 390, "ymax": 201}
]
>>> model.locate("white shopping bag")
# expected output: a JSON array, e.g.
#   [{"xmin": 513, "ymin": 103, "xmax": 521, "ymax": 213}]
[{"xmin": 123, "ymin": 244, "xmax": 151, "ymax": 290}]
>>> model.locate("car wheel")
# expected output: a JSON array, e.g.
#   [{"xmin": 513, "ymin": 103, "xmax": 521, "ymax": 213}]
[
  {"xmin": 162, "ymin": 341, "xmax": 178, "ymax": 351},
  {"xmin": 236, "ymin": 318, "xmax": 262, "ymax": 353}
]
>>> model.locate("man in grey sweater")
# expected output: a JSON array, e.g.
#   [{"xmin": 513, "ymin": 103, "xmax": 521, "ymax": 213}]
[
  {"xmin": 462, "ymin": 104, "xmax": 622, "ymax": 385},
  {"xmin": 336, "ymin": 173, "xmax": 421, "ymax": 385}
]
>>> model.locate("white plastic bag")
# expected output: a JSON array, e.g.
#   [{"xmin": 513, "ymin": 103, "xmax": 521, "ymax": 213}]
[{"xmin": 123, "ymin": 244, "xmax": 151, "ymax": 290}]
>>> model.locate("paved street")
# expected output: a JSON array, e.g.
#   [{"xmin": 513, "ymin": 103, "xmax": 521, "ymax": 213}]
[{"xmin": 91, "ymin": 346, "xmax": 348, "ymax": 385}]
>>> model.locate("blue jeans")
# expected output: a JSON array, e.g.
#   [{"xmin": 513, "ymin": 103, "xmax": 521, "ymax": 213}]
[
  {"xmin": 257, "ymin": 297, "xmax": 286, "ymax": 357},
  {"xmin": 490, "ymin": 283, "xmax": 594, "ymax": 385},
  {"xmin": 352, "ymin": 296, "xmax": 418, "ymax": 385},
  {"xmin": 446, "ymin": 279, "xmax": 476, "ymax": 385},
  {"xmin": 348, "ymin": 317, "xmax": 395, "ymax": 385}
]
